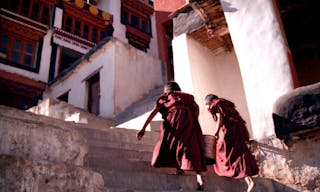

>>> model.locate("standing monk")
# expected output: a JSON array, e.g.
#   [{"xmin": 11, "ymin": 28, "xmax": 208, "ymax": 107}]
[
  {"xmin": 137, "ymin": 81, "xmax": 207, "ymax": 190},
  {"xmin": 204, "ymin": 94, "xmax": 259, "ymax": 192}
]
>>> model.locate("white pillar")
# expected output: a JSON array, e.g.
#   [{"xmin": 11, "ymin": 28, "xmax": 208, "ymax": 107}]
[
  {"xmin": 221, "ymin": 0, "xmax": 294, "ymax": 140},
  {"xmin": 172, "ymin": 34, "xmax": 194, "ymax": 94}
]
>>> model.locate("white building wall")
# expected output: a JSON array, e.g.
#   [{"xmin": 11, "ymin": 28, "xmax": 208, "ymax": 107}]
[
  {"xmin": 0, "ymin": 31, "xmax": 52, "ymax": 83},
  {"xmin": 221, "ymin": 0, "xmax": 294, "ymax": 140},
  {"xmin": 172, "ymin": 34, "xmax": 251, "ymax": 136},
  {"xmin": 172, "ymin": 34, "xmax": 194, "ymax": 94},
  {"xmin": 43, "ymin": 41, "xmax": 116, "ymax": 117},
  {"xmin": 148, "ymin": 13, "xmax": 159, "ymax": 58},
  {"xmin": 97, "ymin": 0, "xmax": 127, "ymax": 45},
  {"xmin": 114, "ymin": 41, "xmax": 163, "ymax": 114},
  {"xmin": 43, "ymin": 38, "xmax": 163, "ymax": 118}
]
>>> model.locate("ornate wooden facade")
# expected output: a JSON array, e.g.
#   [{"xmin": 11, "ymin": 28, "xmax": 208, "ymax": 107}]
[
  {"xmin": 0, "ymin": 0, "xmax": 112, "ymax": 109},
  {"xmin": 121, "ymin": 0, "xmax": 154, "ymax": 52}
]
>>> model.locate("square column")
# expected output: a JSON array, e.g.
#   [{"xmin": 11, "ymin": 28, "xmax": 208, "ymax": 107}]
[{"xmin": 221, "ymin": 0, "xmax": 295, "ymax": 140}]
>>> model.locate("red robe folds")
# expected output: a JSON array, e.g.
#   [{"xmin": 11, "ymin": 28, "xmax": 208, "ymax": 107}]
[
  {"xmin": 151, "ymin": 91, "xmax": 207, "ymax": 172},
  {"xmin": 209, "ymin": 98, "xmax": 259, "ymax": 179}
]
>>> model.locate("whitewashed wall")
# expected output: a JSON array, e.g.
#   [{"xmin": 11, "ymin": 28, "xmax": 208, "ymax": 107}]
[
  {"xmin": 148, "ymin": 13, "xmax": 159, "ymax": 58},
  {"xmin": 172, "ymin": 34, "xmax": 251, "ymax": 136},
  {"xmin": 114, "ymin": 41, "xmax": 163, "ymax": 114},
  {"xmin": 43, "ymin": 38, "xmax": 163, "ymax": 118},
  {"xmin": 97, "ymin": 0, "xmax": 127, "ymax": 45},
  {"xmin": 221, "ymin": 0, "xmax": 294, "ymax": 140}
]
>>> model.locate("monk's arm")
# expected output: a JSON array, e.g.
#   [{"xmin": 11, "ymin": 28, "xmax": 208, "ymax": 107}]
[{"xmin": 136, "ymin": 106, "xmax": 160, "ymax": 140}]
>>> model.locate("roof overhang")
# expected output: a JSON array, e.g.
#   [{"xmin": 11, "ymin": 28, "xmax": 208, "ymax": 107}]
[{"xmin": 170, "ymin": 0, "xmax": 233, "ymax": 53}]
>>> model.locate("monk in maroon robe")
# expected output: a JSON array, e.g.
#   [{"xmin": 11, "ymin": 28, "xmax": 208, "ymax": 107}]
[
  {"xmin": 205, "ymin": 94, "xmax": 259, "ymax": 192},
  {"xmin": 137, "ymin": 81, "xmax": 207, "ymax": 190}
]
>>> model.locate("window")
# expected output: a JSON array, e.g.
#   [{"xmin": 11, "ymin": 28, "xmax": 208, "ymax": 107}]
[
  {"xmin": 24, "ymin": 44, "xmax": 34, "ymax": 66},
  {"xmin": 83, "ymin": 24, "xmax": 89, "ymax": 39},
  {"xmin": 3, "ymin": 0, "xmax": 52, "ymax": 26},
  {"xmin": 92, "ymin": 28, "xmax": 97, "ymax": 43},
  {"xmin": 0, "ymin": 34, "xmax": 36, "ymax": 68},
  {"xmin": 59, "ymin": 49, "xmax": 81, "ymax": 73},
  {"xmin": 75, "ymin": 20, "xmax": 81, "ymax": 36},
  {"xmin": 12, "ymin": 40, "xmax": 22, "ymax": 63},
  {"xmin": 41, "ymin": 5, "xmax": 50, "ymax": 25},
  {"xmin": 21, "ymin": 0, "xmax": 31, "ymax": 17},
  {"xmin": 120, "ymin": 4, "xmax": 152, "ymax": 35},
  {"xmin": 31, "ymin": 2, "xmax": 40, "ymax": 20},
  {"xmin": 131, "ymin": 15, "xmax": 139, "ymax": 28},
  {"xmin": 65, "ymin": 17, "xmax": 73, "ymax": 33},
  {"xmin": 8, "ymin": 0, "xmax": 19, "ymax": 12},
  {"xmin": 0, "ymin": 36, "xmax": 9, "ymax": 58},
  {"xmin": 141, "ymin": 19, "xmax": 150, "ymax": 33},
  {"xmin": 62, "ymin": 15, "xmax": 103, "ymax": 43},
  {"xmin": 58, "ymin": 92, "xmax": 69, "ymax": 102}
]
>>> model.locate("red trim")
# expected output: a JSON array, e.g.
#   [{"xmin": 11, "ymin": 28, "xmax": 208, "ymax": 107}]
[
  {"xmin": 126, "ymin": 25, "xmax": 151, "ymax": 41},
  {"xmin": 0, "ymin": 70, "xmax": 46, "ymax": 90},
  {"xmin": 121, "ymin": 0, "xmax": 154, "ymax": 16}
]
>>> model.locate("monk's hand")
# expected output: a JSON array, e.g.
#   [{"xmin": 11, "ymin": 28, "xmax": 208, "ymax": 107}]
[{"xmin": 136, "ymin": 129, "xmax": 145, "ymax": 140}]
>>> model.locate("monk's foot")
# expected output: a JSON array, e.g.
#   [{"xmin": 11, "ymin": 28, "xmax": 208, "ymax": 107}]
[
  {"xmin": 247, "ymin": 182, "xmax": 255, "ymax": 192},
  {"xmin": 175, "ymin": 168, "xmax": 184, "ymax": 175},
  {"xmin": 196, "ymin": 182, "xmax": 204, "ymax": 191}
]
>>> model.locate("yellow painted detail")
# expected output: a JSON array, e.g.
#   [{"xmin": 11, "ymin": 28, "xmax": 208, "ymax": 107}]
[
  {"xmin": 75, "ymin": 0, "xmax": 84, "ymax": 8},
  {"xmin": 102, "ymin": 12, "xmax": 111, "ymax": 20},
  {"xmin": 89, "ymin": 6, "xmax": 99, "ymax": 15}
]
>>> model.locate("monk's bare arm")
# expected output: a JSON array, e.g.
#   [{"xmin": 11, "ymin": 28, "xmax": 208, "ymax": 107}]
[{"xmin": 136, "ymin": 106, "xmax": 160, "ymax": 140}]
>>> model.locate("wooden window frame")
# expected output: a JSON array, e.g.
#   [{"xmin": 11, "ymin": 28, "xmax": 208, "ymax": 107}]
[
  {"xmin": 121, "ymin": 4, "xmax": 152, "ymax": 35},
  {"xmin": 0, "ymin": 34, "xmax": 36, "ymax": 68},
  {"xmin": 3, "ymin": 0, "xmax": 52, "ymax": 26},
  {"xmin": 63, "ymin": 14, "xmax": 103, "ymax": 43}
]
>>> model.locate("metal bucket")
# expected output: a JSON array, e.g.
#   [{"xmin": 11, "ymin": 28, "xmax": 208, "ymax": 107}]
[{"xmin": 203, "ymin": 135, "xmax": 216, "ymax": 165}]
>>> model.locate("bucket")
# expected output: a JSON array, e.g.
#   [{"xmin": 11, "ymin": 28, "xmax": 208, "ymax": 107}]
[{"xmin": 203, "ymin": 135, "xmax": 216, "ymax": 165}]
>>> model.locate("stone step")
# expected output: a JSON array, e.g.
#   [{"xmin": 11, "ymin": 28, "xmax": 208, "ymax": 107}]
[
  {"xmin": 77, "ymin": 127, "xmax": 160, "ymax": 152},
  {"xmin": 91, "ymin": 168, "xmax": 275, "ymax": 192},
  {"xmin": 88, "ymin": 146, "xmax": 152, "ymax": 162}
]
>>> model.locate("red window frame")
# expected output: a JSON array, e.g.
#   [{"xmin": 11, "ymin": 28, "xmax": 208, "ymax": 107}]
[
  {"xmin": 0, "ymin": 34, "xmax": 36, "ymax": 68},
  {"xmin": 3, "ymin": 0, "xmax": 52, "ymax": 26}
]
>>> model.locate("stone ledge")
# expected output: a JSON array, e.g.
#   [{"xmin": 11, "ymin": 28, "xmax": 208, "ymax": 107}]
[{"xmin": 0, "ymin": 155, "xmax": 104, "ymax": 192}]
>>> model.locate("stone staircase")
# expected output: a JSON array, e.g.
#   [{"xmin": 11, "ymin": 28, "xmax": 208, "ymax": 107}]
[
  {"xmin": 24, "ymin": 87, "xmax": 276, "ymax": 191},
  {"xmin": 71, "ymin": 87, "xmax": 275, "ymax": 192},
  {"xmin": 76, "ymin": 126, "xmax": 275, "ymax": 192}
]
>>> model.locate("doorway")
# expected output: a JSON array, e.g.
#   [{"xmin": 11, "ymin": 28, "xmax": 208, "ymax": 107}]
[{"xmin": 87, "ymin": 73, "xmax": 100, "ymax": 115}]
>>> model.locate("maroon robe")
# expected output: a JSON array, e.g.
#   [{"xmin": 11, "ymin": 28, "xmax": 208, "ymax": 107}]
[
  {"xmin": 209, "ymin": 98, "xmax": 259, "ymax": 179},
  {"xmin": 151, "ymin": 91, "xmax": 207, "ymax": 172}
]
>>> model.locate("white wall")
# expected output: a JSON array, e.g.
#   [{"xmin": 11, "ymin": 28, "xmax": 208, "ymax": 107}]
[
  {"xmin": 221, "ymin": 0, "xmax": 294, "ymax": 140},
  {"xmin": 172, "ymin": 34, "xmax": 194, "ymax": 94},
  {"xmin": 0, "ymin": 31, "xmax": 52, "ymax": 83},
  {"xmin": 43, "ymin": 41, "xmax": 116, "ymax": 117},
  {"xmin": 43, "ymin": 38, "xmax": 163, "ymax": 118},
  {"xmin": 114, "ymin": 41, "xmax": 163, "ymax": 114},
  {"xmin": 148, "ymin": 13, "xmax": 159, "ymax": 58},
  {"xmin": 172, "ymin": 34, "xmax": 251, "ymax": 136},
  {"xmin": 98, "ymin": 0, "xmax": 127, "ymax": 44}
]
